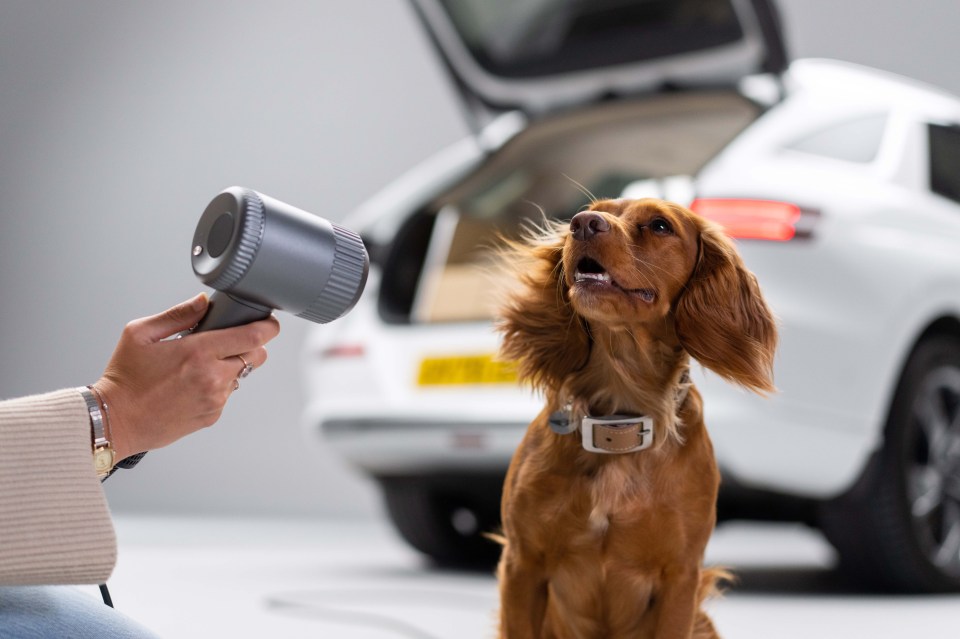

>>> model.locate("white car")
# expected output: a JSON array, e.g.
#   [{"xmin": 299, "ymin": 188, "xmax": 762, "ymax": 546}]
[{"xmin": 304, "ymin": 0, "xmax": 960, "ymax": 592}]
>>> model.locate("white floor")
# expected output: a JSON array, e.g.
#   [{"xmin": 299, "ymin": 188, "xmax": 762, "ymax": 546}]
[{"xmin": 97, "ymin": 516, "xmax": 959, "ymax": 638}]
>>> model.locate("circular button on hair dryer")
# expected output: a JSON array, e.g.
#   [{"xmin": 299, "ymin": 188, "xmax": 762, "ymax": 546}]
[{"xmin": 190, "ymin": 186, "xmax": 369, "ymax": 332}]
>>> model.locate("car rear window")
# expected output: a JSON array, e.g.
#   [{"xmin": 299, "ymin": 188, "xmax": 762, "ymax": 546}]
[
  {"xmin": 785, "ymin": 114, "xmax": 888, "ymax": 164},
  {"xmin": 929, "ymin": 123, "xmax": 960, "ymax": 204},
  {"xmin": 435, "ymin": 0, "xmax": 745, "ymax": 78},
  {"xmin": 379, "ymin": 91, "xmax": 759, "ymax": 324}
]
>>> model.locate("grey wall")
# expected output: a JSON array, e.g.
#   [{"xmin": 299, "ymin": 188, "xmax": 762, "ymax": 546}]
[
  {"xmin": 779, "ymin": 0, "xmax": 960, "ymax": 96},
  {"xmin": 1, "ymin": 0, "xmax": 958, "ymax": 517},
  {"xmin": 0, "ymin": 1, "xmax": 468, "ymax": 517}
]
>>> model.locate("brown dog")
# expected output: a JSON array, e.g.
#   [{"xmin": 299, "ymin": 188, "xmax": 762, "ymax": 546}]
[{"xmin": 494, "ymin": 198, "xmax": 777, "ymax": 639}]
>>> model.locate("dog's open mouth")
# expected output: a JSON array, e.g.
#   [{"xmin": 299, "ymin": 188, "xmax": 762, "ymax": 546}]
[{"xmin": 573, "ymin": 257, "xmax": 656, "ymax": 303}]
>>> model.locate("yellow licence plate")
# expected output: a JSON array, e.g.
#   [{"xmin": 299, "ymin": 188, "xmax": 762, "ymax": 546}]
[{"xmin": 417, "ymin": 354, "xmax": 518, "ymax": 386}]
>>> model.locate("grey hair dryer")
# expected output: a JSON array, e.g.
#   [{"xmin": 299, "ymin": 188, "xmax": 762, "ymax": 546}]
[
  {"xmin": 111, "ymin": 187, "xmax": 368, "ymax": 477},
  {"xmin": 190, "ymin": 186, "xmax": 369, "ymax": 332}
]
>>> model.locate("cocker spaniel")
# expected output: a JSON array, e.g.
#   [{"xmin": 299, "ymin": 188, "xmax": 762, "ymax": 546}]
[{"xmin": 495, "ymin": 198, "xmax": 777, "ymax": 639}]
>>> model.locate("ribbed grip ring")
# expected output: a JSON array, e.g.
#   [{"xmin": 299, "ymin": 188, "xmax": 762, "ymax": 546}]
[
  {"xmin": 205, "ymin": 189, "xmax": 265, "ymax": 292},
  {"xmin": 297, "ymin": 224, "xmax": 368, "ymax": 324}
]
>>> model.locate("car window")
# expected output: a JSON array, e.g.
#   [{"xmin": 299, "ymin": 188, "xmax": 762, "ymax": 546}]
[
  {"xmin": 381, "ymin": 91, "xmax": 759, "ymax": 324},
  {"xmin": 786, "ymin": 114, "xmax": 887, "ymax": 163},
  {"xmin": 785, "ymin": 114, "xmax": 888, "ymax": 163},
  {"xmin": 434, "ymin": 0, "xmax": 745, "ymax": 78},
  {"xmin": 929, "ymin": 123, "xmax": 960, "ymax": 204}
]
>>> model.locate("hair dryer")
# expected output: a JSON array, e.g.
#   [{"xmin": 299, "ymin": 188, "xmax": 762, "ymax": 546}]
[
  {"xmin": 189, "ymin": 186, "xmax": 369, "ymax": 332},
  {"xmin": 112, "ymin": 188, "xmax": 368, "ymax": 475}
]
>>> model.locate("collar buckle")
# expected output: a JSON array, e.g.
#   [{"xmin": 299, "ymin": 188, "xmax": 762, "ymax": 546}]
[{"xmin": 581, "ymin": 415, "xmax": 654, "ymax": 454}]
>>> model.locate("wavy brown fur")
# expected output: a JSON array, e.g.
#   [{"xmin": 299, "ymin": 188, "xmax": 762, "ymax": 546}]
[
  {"xmin": 497, "ymin": 220, "xmax": 591, "ymax": 393},
  {"xmin": 675, "ymin": 221, "xmax": 777, "ymax": 394}
]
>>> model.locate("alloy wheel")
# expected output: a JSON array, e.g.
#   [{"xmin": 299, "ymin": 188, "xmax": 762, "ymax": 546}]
[{"xmin": 907, "ymin": 365, "xmax": 960, "ymax": 578}]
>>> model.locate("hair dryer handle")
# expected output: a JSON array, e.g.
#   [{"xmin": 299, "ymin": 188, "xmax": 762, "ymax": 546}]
[{"xmin": 192, "ymin": 291, "xmax": 272, "ymax": 333}]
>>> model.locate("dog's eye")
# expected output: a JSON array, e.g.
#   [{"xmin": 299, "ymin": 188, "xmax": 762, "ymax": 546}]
[{"xmin": 649, "ymin": 218, "xmax": 673, "ymax": 236}]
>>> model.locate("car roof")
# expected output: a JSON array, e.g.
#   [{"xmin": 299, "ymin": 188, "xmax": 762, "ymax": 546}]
[{"xmin": 788, "ymin": 59, "xmax": 960, "ymax": 120}]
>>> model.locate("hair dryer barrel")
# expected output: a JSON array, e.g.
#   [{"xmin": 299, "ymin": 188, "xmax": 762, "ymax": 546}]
[{"xmin": 190, "ymin": 187, "xmax": 369, "ymax": 332}]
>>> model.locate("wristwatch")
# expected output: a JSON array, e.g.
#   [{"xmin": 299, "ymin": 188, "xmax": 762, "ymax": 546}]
[{"xmin": 80, "ymin": 387, "xmax": 115, "ymax": 479}]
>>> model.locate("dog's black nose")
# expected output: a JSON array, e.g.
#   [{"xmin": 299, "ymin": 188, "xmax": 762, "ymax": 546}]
[{"xmin": 570, "ymin": 211, "xmax": 610, "ymax": 241}]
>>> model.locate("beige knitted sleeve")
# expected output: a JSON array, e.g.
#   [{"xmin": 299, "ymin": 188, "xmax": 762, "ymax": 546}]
[{"xmin": 0, "ymin": 388, "xmax": 117, "ymax": 585}]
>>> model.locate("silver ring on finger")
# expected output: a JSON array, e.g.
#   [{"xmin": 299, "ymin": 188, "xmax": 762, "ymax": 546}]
[{"xmin": 235, "ymin": 354, "xmax": 254, "ymax": 379}]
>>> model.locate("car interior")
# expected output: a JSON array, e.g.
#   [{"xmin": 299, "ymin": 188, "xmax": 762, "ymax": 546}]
[{"xmin": 382, "ymin": 91, "xmax": 761, "ymax": 323}]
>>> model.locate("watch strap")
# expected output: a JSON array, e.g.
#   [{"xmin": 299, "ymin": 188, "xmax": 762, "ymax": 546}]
[{"xmin": 79, "ymin": 387, "xmax": 115, "ymax": 478}]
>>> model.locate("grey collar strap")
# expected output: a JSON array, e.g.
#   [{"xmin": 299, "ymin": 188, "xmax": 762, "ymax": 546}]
[{"xmin": 548, "ymin": 369, "xmax": 691, "ymax": 454}]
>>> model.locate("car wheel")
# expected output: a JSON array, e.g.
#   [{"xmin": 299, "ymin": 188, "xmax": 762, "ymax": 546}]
[
  {"xmin": 820, "ymin": 333, "xmax": 960, "ymax": 592},
  {"xmin": 379, "ymin": 475, "xmax": 503, "ymax": 568}
]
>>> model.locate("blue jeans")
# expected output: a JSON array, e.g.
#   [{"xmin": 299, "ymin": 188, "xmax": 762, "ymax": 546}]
[{"xmin": 0, "ymin": 586, "xmax": 160, "ymax": 638}]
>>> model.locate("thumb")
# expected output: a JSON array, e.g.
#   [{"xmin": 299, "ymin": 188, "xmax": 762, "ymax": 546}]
[{"xmin": 138, "ymin": 293, "xmax": 209, "ymax": 342}]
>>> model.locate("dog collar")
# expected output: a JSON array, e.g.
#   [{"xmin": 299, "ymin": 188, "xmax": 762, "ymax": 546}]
[
  {"xmin": 548, "ymin": 369, "xmax": 690, "ymax": 454},
  {"xmin": 549, "ymin": 411, "xmax": 654, "ymax": 454}
]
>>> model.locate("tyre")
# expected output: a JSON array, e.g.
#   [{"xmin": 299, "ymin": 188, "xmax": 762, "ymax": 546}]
[
  {"xmin": 820, "ymin": 334, "xmax": 960, "ymax": 592},
  {"xmin": 379, "ymin": 474, "xmax": 504, "ymax": 568}
]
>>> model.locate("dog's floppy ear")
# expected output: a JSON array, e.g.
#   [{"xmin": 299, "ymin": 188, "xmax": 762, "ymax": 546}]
[
  {"xmin": 496, "ymin": 222, "xmax": 591, "ymax": 392},
  {"xmin": 675, "ymin": 220, "xmax": 777, "ymax": 394}
]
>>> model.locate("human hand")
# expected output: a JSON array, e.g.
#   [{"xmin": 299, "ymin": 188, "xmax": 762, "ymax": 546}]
[{"xmin": 92, "ymin": 293, "xmax": 281, "ymax": 461}]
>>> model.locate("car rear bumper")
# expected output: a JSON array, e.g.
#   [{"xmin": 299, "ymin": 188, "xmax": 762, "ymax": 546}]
[
  {"xmin": 318, "ymin": 416, "xmax": 523, "ymax": 475},
  {"xmin": 309, "ymin": 386, "xmax": 878, "ymax": 500}
]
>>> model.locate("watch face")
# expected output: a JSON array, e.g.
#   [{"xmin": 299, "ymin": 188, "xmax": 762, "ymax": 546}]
[{"xmin": 94, "ymin": 447, "xmax": 115, "ymax": 476}]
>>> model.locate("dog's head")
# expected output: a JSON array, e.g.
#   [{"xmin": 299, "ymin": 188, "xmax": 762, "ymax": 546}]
[
  {"xmin": 498, "ymin": 198, "xmax": 777, "ymax": 395},
  {"xmin": 562, "ymin": 199, "xmax": 698, "ymax": 327}
]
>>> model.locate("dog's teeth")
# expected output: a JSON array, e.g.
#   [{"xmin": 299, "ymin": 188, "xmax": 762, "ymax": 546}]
[{"xmin": 575, "ymin": 271, "xmax": 611, "ymax": 283}]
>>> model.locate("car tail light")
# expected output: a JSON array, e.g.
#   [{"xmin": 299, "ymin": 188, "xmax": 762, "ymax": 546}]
[
  {"xmin": 318, "ymin": 344, "xmax": 366, "ymax": 359},
  {"xmin": 689, "ymin": 198, "xmax": 816, "ymax": 241}
]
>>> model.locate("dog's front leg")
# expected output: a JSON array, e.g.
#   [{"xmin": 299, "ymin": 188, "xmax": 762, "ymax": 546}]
[
  {"xmin": 651, "ymin": 565, "xmax": 701, "ymax": 639},
  {"xmin": 497, "ymin": 545, "xmax": 548, "ymax": 639}
]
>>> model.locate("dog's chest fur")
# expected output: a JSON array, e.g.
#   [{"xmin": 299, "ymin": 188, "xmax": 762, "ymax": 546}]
[
  {"xmin": 514, "ymin": 437, "xmax": 700, "ymax": 552},
  {"xmin": 507, "ymin": 398, "xmax": 718, "ymax": 573},
  {"xmin": 586, "ymin": 457, "xmax": 653, "ymax": 535},
  {"xmin": 504, "ymin": 428, "xmax": 717, "ymax": 636}
]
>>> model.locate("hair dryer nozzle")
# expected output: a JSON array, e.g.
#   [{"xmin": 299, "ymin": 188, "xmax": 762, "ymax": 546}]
[{"xmin": 190, "ymin": 186, "xmax": 369, "ymax": 332}]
